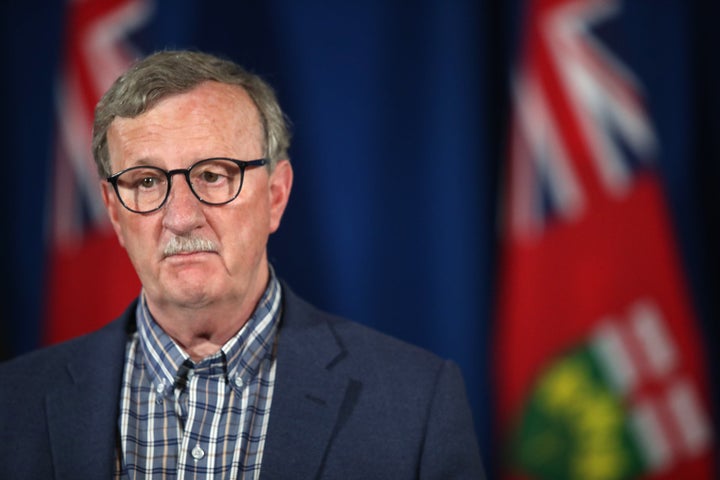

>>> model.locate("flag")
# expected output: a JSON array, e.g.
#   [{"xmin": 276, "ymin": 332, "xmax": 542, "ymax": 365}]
[
  {"xmin": 495, "ymin": 0, "xmax": 715, "ymax": 479},
  {"xmin": 45, "ymin": 0, "xmax": 153, "ymax": 344}
]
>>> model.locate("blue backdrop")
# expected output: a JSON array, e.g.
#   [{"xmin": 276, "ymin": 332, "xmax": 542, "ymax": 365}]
[{"xmin": 1, "ymin": 1, "xmax": 718, "ymax": 473}]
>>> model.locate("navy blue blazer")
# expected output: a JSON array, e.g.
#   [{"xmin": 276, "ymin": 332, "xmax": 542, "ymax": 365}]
[{"xmin": 0, "ymin": 285, "xmax": 484, "ymax": 479}]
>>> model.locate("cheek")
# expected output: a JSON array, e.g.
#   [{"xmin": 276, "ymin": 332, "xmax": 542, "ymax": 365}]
[
  {"xmin": 118, "ymin": 216, "xmax": 159, "ymax": 260},
  {"xmin": 104, "ymin": 190, "xmax": 128, "ymax": 248},
  {"xmin": 218, "ymin": 201, "xmax": 272, "ymax": 259}
]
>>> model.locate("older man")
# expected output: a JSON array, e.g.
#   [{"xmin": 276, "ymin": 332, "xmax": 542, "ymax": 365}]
[{"xmin": 0, "ymin": 50, "xmax": 484, "ymax": 479}]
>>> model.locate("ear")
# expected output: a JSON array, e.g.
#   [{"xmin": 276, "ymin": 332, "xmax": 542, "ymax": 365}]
[
  {"xmin": 268, "ymin": 160, "xmax": 293, "ymax": 234},
  {"xmin": 100, "ymin": 181, "xmax": 126, "ymax": 248}
]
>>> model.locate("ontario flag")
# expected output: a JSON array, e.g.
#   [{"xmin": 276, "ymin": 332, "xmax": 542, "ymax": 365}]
[
  {"xmin": 495, "ymin": 1, "xmax": 715, "ymax": 479},
  {"xmin": 45, "ymin": 0, "xmax": 154, "ymax": 344}
]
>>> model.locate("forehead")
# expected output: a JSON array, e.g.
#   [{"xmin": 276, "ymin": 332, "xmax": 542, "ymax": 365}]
[{"xmin": 107, "ymin": 81, "xmax": 263, "ymax": 166}]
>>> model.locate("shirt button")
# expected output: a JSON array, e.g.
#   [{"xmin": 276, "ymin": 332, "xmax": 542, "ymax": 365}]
[
  {"xmin": 192, "ymin": 445, "xmax": 205, "ymax": 460},
  {"xmin": 156, "ymin": 381, "xmax": 166, "ymax": 394},
  {"xmin": 234, "ymin": 376, "xmax": 244, "ymax": 388}
]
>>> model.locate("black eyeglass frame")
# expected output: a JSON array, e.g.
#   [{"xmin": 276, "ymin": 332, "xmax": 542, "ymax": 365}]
[{"xmin": 106, "ymin": 157, "xmax": 268, "ymax": 214}]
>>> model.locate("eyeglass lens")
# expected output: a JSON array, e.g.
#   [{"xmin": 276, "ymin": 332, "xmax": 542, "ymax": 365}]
[{"xmin": 114, "ymin": 158, "xmax": 245, "ymax": 213}]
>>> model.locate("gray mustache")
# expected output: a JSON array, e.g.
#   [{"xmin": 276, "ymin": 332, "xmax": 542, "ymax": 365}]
[{"xmin": 163, "ymin": 236, "xmax": 217, "ymax": 256}]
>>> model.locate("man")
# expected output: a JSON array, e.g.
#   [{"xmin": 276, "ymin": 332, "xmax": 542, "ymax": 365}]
[{"xmin": 0, "ymin": 50, "xmax": 483, "ymax": 479}]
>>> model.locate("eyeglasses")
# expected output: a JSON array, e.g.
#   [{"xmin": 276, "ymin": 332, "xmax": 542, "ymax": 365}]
[{"xmin": 106, "ymin": 158, "xmax": 268, "ymax": 214}]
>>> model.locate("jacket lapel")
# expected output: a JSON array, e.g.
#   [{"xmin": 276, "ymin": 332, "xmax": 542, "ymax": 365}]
[
  {"xmin": 39, "ymin": 291, "xmax": 358, "ymax": 479},
  {"xmin": 260, "ymin": 287, "xmax": 358, "ymax": 479},
  {"xmin": 45, "ymin": 314, "xmax": 132, "ymax": 479}
]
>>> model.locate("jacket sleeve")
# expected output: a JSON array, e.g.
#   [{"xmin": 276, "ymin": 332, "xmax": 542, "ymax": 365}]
[{"xmin": 419, "ymin": 360, "xmax": 486, "ymax": 479}]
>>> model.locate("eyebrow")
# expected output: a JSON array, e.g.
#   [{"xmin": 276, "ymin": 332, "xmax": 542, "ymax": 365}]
[
  {"xmin": 124, "ymin": 157, "xmax": 160, "ymax": 168},
  {"xmin": 123, "ymin": 156, "xmax": 233, "ymax": 170}
]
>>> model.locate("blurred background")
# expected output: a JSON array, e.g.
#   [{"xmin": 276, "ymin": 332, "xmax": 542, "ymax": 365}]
[{"xmin": 1, "ymin": 0, "xmax": 718, "ymax": 478}]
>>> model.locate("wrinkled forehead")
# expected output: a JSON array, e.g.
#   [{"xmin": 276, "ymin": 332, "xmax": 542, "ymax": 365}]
[
  {"xmin": 129, "ymin": 81, "xmax": 262, "ymax": 128},
  {"xmin": 107, "ymin": 82, "xmax": 265, "ymax": 168}
]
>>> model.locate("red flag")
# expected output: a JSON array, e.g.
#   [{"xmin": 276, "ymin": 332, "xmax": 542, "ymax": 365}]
[
  {"xmin": 495, "ymin": 1, "xmax": 715, "ymax": 479},
  {"xmin": 45, "ymin": 0, "xmax": 153, "ymax": 344}
]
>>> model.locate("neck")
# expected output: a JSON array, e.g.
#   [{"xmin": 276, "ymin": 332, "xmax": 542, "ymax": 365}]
[
  {"xmin": 151, "ymin": 301, "xmax": 251, "ymax": 362},
  {"xmin": 145, "ymin": 275, "xmax": 269, "ymax": 363}
]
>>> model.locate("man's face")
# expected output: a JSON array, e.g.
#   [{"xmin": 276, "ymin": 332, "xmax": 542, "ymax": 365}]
[{"xmin": 102, "ymin": 81, "xmax": 292, "ymax": 314}]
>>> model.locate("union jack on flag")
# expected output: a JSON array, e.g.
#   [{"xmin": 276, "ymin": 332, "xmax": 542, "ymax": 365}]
[
  {"xmin": 496, "ymin": 1, "xmax": 715, "ymax": 479},
  {"xmin": 46, "ymin": 0, "xmax": 153, "ymax": 344},
  {"xmin": 508, "ymin": 0, "xmax": 657, "ymax": 237}
]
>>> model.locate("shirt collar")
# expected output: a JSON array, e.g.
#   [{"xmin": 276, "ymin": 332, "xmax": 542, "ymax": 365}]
[{"xmin": 136, "ymin": 269, "xmax": 282, "ymax": 397}]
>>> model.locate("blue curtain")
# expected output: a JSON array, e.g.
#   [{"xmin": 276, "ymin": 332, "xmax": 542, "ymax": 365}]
[{"xmin": 2, "ymin": 0, "xmax": 719, "ymax": 473}]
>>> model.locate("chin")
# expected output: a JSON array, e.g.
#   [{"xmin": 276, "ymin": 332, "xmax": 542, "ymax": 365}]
[{"xmin": 163, "ymin": 277, "xmax": 219, "ymax": 305}]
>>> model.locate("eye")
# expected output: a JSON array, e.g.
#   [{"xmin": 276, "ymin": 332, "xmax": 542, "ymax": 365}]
[
  {"xmin": 132, "ymin": 172, "xmax": 165, "ymax": 190},
  {"xmin": 140, "ymin": 177, "xmax": 158, "ymax": 188},
  {"xmin": 201, "ymin": 170, "xmax": 221, "ymax": 183},
  {"xmin": 194, "ymin": 163, "xmax": 234, "ymax": 185},
  {"xmin": 116, "ymin": 168, "xmax": 166, "ymax": 191}
]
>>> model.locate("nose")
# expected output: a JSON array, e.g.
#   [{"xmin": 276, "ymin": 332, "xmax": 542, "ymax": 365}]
[{"xmin": 161, "ymin": 174, "xmax": 206, "ymax": 234}]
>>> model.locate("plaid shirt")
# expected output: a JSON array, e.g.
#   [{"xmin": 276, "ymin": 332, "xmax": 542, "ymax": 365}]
[{"xmin": 115, "ymin": 275, "xmax": 281, "ymax": 479}]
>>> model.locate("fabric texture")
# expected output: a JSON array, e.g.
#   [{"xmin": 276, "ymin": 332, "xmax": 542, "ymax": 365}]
[
  {"xmin": 116, "ymin": 276, "xmax": 281, "ymax": 479},
  {"xmin": 0, "ymin": 283, "xmax": 484, "ymax": 479}
]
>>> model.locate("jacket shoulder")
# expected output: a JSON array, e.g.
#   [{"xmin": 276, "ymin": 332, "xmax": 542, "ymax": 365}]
[
  {"xmin": 0, "ymin": 303, "xmax": 135, "ymax": 388},
  {"xmin": 282, "ymin": 283, "xmax": 445, "ymax": 371},
  {"xmin": 277, "ymin": 283, "xmax": 485, "ymax": 478}
]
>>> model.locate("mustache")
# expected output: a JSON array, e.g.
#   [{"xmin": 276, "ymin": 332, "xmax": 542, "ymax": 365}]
[{"xmin": 163, "ymin": 236, "xmax": 218, "ymax": 257}]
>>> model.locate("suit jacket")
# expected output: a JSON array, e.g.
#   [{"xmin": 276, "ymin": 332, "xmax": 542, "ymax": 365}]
[{"xmin": 0, "ymin": 285, "xmax": 484, "ymax": 479}]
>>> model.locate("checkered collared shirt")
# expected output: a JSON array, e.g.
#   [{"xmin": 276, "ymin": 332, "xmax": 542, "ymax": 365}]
[{"xmin": 115, "ymin": 275, "xmax": 282, "ymax": 479}]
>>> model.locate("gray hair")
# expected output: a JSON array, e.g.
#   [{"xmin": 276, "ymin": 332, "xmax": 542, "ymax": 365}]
[{"xmin": 92, "ymin": 50, "xmax": 291, "ymax": 178}]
